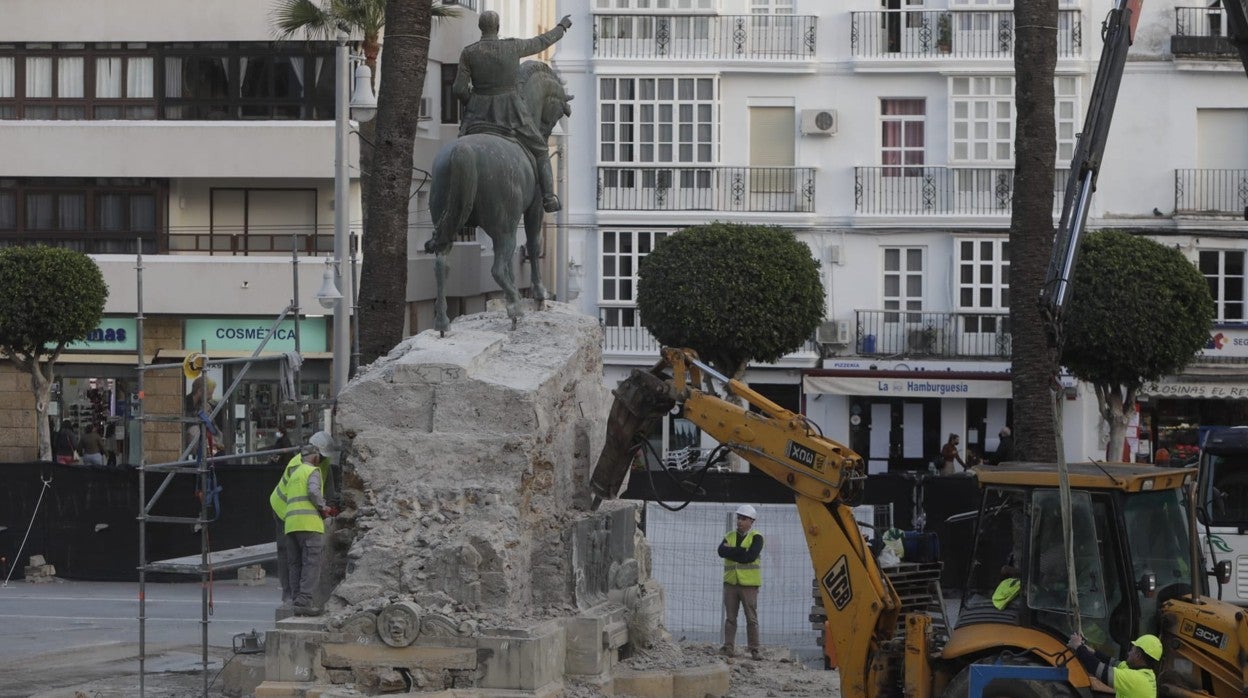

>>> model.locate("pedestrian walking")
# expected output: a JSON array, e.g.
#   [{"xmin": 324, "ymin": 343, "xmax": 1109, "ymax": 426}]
[
  {"xmin": 269, "ymin": 430, "xmax": 335, "ymax": 615},
  {"xmin": 78, "ymin": 424, "xmax": 106, "ymax": 466},
  {"xmin": 940, "ymin": 433, "xmax": 967, "ymax": 475},
  {"xmin": 52, "ymin": 419, "xmax": 78, "ymax": 464},
  {"xmin": 719, "ymin": 504, "xmax": 764, "ymax": 660},
  {"xmin": 991, "ymin": 427, "xmax": 1014, "ymax": 465}
]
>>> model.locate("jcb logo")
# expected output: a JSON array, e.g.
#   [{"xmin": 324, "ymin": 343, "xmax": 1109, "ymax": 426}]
[{"xmin": 821, "ymin": 555, "xmax": 852, "ymax": 611}]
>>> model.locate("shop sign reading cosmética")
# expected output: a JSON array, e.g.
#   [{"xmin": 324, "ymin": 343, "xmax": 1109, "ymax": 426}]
[{"xmin": 183, "ymin": 318, "xmax": 328, "ymax": 353}]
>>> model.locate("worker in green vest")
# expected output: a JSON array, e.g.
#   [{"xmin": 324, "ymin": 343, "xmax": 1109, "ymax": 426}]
[
  {"xmin": 718, "ymin": 504, "xmax": 764, "ymax": 661},
  {"xmin": 1068, "ymin": 632, "xmax": 1160, "ymax": 698},
  {"xmin": 269, "ymin": 430, "xmax": 335, "ymax": 615}
]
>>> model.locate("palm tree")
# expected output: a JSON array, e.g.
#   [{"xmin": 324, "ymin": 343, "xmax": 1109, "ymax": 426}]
[{"xmin": 1009, "ymin": 0, "xmax": 1059, "ymax": 461}]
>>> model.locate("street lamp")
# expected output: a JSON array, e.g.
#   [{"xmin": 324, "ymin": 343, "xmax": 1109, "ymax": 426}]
[{"xmin": 322, "ymin": 31, "xmax": 376, "ymax": 400}]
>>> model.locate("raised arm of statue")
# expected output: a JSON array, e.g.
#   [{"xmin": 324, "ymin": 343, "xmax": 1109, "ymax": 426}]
[{"xmin": 512, "ymin": 23, "xmax": 568, "ymax": 58}]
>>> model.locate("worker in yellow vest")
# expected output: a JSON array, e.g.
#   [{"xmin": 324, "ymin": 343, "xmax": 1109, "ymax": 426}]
[
  {"xmin": 718, "ymin": 504, "xmax": 764, "ymax": 660},
  {"xmin": 1068, "ymin": 632, "xmax": 1161, "ymax": 698},
  {"xmin": 269, "ymin": 430, "xmax": 335, "ymax": 615}
]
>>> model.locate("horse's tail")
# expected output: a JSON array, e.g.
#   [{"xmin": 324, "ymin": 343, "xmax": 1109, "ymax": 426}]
[{"xmin": 428, "ymin": 143, "xmax": 477, "ymax": 255}]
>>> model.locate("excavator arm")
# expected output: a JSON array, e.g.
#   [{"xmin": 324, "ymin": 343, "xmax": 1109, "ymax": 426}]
[{"xmin": 589, "ymin": 348, "xmax": 909, "ymax": 697}]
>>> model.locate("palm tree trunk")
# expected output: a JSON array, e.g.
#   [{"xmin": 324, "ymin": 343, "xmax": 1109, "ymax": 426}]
[
  {"xmin": 1010, "ymin": 1, "xmax": 1060, "ymax": 462},
  {"xmin": 358, "ymin": 0, "xmax": 432, "ymax": 363}
]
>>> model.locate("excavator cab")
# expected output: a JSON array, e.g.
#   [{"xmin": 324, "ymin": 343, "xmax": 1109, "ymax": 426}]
[{"xmin": 943, "ymin": 463, "xmax": 1197, "ymax": 693}]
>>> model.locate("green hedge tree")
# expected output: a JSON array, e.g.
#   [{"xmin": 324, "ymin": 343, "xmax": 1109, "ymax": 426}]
[
  {"xmin": 1060, "ymin": 230, "xmax": 1212, "ymax": 461},
  {"xmin": 636, "ymin": 223, "xmax": 824, "ymax": 381},
  {"xmin": 0, "ymin": 247, "xmax": 108, "ymax": 461}
]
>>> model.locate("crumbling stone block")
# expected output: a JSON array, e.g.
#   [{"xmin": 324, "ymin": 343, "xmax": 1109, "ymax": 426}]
[
  {"xmin": 477, "ymin": 620, "xmax": 565, "ymax": 691},
  {"xmin": 238, "ymin": 564, "xmax": 266, "ymax": 585}
]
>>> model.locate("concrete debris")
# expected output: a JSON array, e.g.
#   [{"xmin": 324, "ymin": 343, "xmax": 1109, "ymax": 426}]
[
  {"xmin": 25, "ymin": 555, "xmax": 56, "ymax": 583},
  {"xmin": 237, "ymin": 564, "xmax": 266, "ymax": 586}
]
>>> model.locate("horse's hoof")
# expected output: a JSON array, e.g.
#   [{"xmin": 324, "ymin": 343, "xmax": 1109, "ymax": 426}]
[
  {"xmin": 511, "ymin": 317, "xmax": 518, "ymax": 331},
  {"xmin": 440, "ymin": 330, "xmax": 446, "ymax": 338}
]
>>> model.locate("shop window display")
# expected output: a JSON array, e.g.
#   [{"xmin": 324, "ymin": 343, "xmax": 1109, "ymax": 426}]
[{"xmin": 54, "ymin": 376, "xmax": 132, "ymax": 466}]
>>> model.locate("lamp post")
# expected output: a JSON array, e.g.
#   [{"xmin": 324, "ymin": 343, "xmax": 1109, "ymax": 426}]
[{"xmin": 318, "ymin": 31, "xmax": 376, "ymax": 400}]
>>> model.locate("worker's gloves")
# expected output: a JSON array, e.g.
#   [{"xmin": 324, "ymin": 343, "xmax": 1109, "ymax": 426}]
[
  {"xmin": 559, "ymin": 15, "xmax": 573, "ymax": 30},
  {"xmin": 1066, "ymin": 633, "xmax": 1085, "ymax": 651}
]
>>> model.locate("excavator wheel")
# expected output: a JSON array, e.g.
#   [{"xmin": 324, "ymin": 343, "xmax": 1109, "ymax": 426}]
[{"xmin": 941, "ymin": 654, "xmax": 1077, "ymax": 698}]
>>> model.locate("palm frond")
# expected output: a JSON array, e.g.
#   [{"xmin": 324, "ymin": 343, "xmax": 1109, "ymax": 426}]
[
  {"xmin": 271, "ymin": 0, "xmax": 338, "ymax": 40},
  {"xmin": 432, "ymin": 3, "xmax": 462, "ymax": 19}
]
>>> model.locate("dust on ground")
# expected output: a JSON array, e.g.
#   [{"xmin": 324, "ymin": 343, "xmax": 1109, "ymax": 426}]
[{"xmin": 38, "ymin": 641, "xmax": 841, "ymax": 698}]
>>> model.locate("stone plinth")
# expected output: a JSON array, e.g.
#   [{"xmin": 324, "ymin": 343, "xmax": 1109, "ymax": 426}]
[{"xmin": 332, "ymin": 304, "xmax": 615, "ymax": 616}]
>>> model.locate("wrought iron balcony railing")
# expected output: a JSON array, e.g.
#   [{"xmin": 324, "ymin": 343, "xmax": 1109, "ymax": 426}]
[
  {"xmin": 598, "ymin": 166, "xmax": 815, "ymax": 213},
  {"xmin": 600, "ymin": 311, "xmax": 820, "ymax": 361},
  {"xmin": 1175, "ymin": 169, "xmax": 1248, "ymax": 215},
  {"xmin": 1174, "ymin": 6, "xmax": 1242, "ymax": 56},
  {"xmin": 593, "ymin": 14, "xmax": 817, "ymax": 60},
  {"xmin": 166, "ymin": 229, "xmax": 332, "ymax": 256},
  {"xmin": 850, "ymin": 9, "xmax": 1082, "ymax": 59},
  {"xmin": 855, "ymin": 166, "xmax": 1069, "ymax": 216},
  {"xmin": 855, "ymin": 310, "xmax": 1012, "ymax": 359}
]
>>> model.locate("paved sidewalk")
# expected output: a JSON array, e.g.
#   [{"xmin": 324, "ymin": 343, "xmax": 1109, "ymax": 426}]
[{"xmin": 0, "ymin": 576, "xmax": 280, "ymax": 697}]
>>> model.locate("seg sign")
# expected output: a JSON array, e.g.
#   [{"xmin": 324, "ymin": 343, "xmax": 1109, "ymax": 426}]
[{"xmin": 63, "ymin": 318, "xmax": 138, "ymax": 351}]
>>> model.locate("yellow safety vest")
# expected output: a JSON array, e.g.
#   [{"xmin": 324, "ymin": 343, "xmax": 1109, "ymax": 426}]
[
  {"xmin": 1111, "ymin": 662, "xmax": 1155, "ymax": 698},
  {"xmin": 722, "ymin": 529, "xmax": 762, "ymax": 587},
  {"xmin": 992, "ymin": 577, "xmax": 1021, "ymax": 610},
  {"xmin": 269, "ymin": 454, "xmax": 298, "ymax": 520},
  {"xmin": 278, "ymin": 455, "xmax": 324, "ymax": 534}
]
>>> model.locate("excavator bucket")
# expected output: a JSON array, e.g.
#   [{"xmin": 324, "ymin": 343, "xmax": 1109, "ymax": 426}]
[{"xmin": 589, "ymin": 368, "xmax": 676, "ymax": 509}]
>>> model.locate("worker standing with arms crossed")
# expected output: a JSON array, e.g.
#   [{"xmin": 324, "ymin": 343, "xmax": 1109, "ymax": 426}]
[
  {"xmin": 269, "ymin": 430, "xmax": 336, "ymax": 615},
  {"xmin": 719, "ymin": 504, "xmax": 764, "ymax": 660}
]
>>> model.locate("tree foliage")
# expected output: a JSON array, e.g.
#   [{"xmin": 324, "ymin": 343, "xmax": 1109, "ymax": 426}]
[
  {"xmin": 0, "ymin": 246, "xmax": 108, "ymax": 460},
  {"xmin": 1060, "ymin": 230, "xmax": 1213, "ymax": 459},
  {"xmin": 636, "ymin": 223, "xmax": 824, "ymax": 379},
  {"xmin": 0, "ymin": 246, "xmax": 107, "ymax": 363}
]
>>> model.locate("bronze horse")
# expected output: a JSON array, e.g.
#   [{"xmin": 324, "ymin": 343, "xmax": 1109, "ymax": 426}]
[{"xmin": 424, "ymin": 62, "xmax": 572, "ymax": 333}]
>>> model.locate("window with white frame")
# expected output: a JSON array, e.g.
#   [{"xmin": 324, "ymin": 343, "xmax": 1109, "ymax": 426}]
[
  {"xmin": 957, "ymin": 238, "xmax": 1010, "ymax": 333},
  {"xmin": 601, "ymin": 230, "xmax": 670, "ymax": 326},
  {"xmin": 751, "ymin": 0, "xmax": 794, "ymax": 13},
  {"xmin": 1199, "ymin": 250, "xmax": 1245, "ymax": 322},
  {"xmin": 884, "ymin": 247, "xmax": 924, "ymax": 323},
  {"xmin": 599, "ymin": 76, "xmax": 714, "ymax": 164},
  {"xmin": 593, "ymin": 0, "xmax": 716, "ymax": 11},
  {"xmin": 951, "ymin": 76, "xmax": 1080, "ymax": 166},
  {"xmin": 881, "ymin": 99, "xmax": 926, "ymax": 177}
]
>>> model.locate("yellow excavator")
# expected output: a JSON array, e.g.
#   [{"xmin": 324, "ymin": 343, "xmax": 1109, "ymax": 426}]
[
  {"xmin": 589, "ymin": 4, "xmax": 1248, "ymax": 692},
  {"xmin": 588, "ymin": 348, "xmax": 1248, "ymax": 696}
]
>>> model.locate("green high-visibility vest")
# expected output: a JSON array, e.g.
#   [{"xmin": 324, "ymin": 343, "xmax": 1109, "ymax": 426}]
[
  {"xmin": 269, "ymin": 454, "xmax": 299, "ymax": 520},
  {"xmin": 992, "ymin": 577, "xmax": 1021, "ymax": 610},
  {"xmin": 1111, "ymin": 662, "xmax": 1155, "ymax": 698},
  {"xmin": 722, "ymin": 529, "xmax": 762, "ymax": 586},
  {"xmin": 279, "ymin": 455, "xmax": 324, "ymax": 534}
]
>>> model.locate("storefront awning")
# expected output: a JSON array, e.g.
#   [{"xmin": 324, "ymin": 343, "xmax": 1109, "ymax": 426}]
[{"xmin": 803, "ymin": 371, "xmax": 1012, "ymax": 399}]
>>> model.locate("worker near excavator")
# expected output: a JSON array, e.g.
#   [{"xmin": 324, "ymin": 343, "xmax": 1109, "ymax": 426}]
[
  {"xmin": 269, "ymin": 430, "xmax": 336, "ymax": 615},
  {"xmin": 1067, "ymin": 632, "xmax": 1161, "ymax": 697},
  {"xmin": 718, "ymin": 504, "xmax": 764, "ymax": 660}
]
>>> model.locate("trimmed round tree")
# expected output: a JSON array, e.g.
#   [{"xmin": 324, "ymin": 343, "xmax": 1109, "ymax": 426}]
[
  {"xmin": 1060, "ymin": 230, "xmax": 1212, "ymax": 461},
  {"xmin": 0, "ymin": 246, "xmax": 108, "ymax": 461},
  {"xmin": 636, "ymin": 223, "xmax": 824, "ymax": 381}
]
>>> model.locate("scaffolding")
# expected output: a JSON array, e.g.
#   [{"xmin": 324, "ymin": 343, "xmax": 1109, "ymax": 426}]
[{"xmin": 133, "ymin": 246, "xmax": 321, "ymax": 697}]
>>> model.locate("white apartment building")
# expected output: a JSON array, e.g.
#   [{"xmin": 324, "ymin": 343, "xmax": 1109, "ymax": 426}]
[
  {"xmin": 0, "ymin": 0, "xmax": 555, "ymax": 463},
  {"xmin": 553, "ymin": 0, "xmax": 1248, "ymax": 469}
]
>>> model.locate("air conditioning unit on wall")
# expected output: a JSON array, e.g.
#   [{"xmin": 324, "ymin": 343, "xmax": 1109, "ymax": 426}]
[
  {"xmin": 816, "ymin": 320, "xmax": 851, "ymax": 345},
  {"xmin": 800, "ymin": 109, "xmax": 838, "ymax": 136}
]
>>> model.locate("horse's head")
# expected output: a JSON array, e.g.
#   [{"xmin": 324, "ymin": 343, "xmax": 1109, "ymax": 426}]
[{"xmin": 518, "ymin": 61, "xmax": 572, "ymax": 140}]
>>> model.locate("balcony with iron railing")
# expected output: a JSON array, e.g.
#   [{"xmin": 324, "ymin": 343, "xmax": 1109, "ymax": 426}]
[
  {"xmin": 1175, "ymin": 169, "xmax": 1248, "ymax": 216},
  {"xmin": 597, "ymin": 166, "xmax": 815, "ymax": 213},
  {"xmin": 167, "ymin": 228, "xmax": 334, "ymax": 256},
  {"xmin": 855, "ymin": 167, "xmax": 1069, "ymax": 216},
  {"xmin": 600, "ymin": 310, "xmax": 820, "ymax": 366},
  {"xmin": 854, "ymin": 310, "xmax": 1012, "ymax": 360},
  {"xmin": 593, "ymin": 14, "xmax": 817, "ymax": 61},
  {"xmin": 1173, "ymin": 6, "xmax": 1242, "ymax": 57},
  {"xmin": 850, "ymin": 9, "xmax": 1082, "ymax": 60}
]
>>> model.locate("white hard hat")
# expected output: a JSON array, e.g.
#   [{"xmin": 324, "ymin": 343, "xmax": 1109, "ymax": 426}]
[
  {"xmin": 308, "ymin": 430, "xmax": 337, "ymax": 457},
  {"xmin": 735, "ymin": 504, "xmax": 757, "ymax": 520}
]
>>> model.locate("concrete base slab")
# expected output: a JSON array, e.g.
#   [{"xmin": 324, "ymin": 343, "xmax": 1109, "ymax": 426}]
[
  {"xmin": 672, "ymin": 662, "xmax": 729, "ymax": 698},
  {"xmin": 612, "ymin": 667, "xmax": 673, "ymax": 698},
  {"xmin": 222, "ymin": 652, "xmax": 267, "ymax": 698}
]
